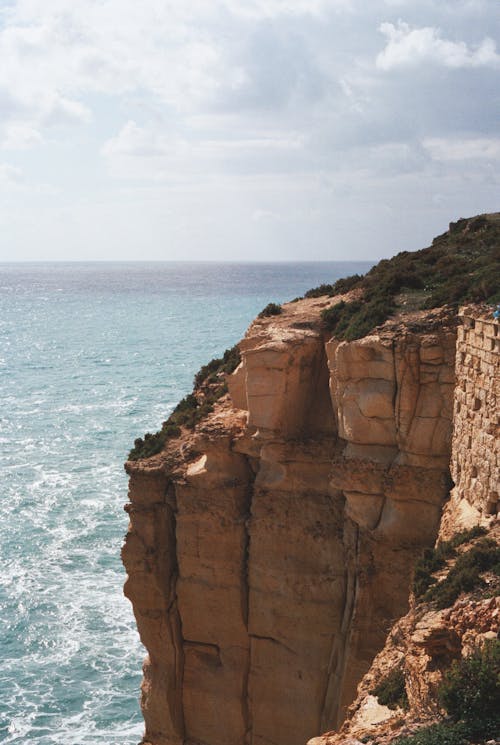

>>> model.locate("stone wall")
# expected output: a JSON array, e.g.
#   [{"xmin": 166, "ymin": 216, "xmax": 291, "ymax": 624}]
[{"xmin": 442, "ymin": 307, "xmax": 499, "ymax": 535}]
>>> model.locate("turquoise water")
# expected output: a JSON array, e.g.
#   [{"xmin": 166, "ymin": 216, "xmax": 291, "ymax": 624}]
[{"xmin": 0, "ymin": 261, "xmax": 373, "ymax": 744}]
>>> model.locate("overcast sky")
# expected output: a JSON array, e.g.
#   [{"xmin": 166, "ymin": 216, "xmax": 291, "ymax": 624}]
[{"xmin": 0, "ymin": 0, "xmax": 498, "ymax": 261}]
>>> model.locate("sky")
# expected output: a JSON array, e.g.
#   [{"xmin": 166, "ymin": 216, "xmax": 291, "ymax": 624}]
[{"xmin": 0, "ymin": 0, "xmax": 498, "ymax": 262}]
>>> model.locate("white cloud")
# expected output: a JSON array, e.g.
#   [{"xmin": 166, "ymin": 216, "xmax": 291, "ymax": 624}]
[
  {"xmin": 0, "ymin": 163, "xmax": 24, "ymax": 185},
  {"xmin": 101, "ymin": 120, "xmax": 307, "ymax": 183},
  {"xmin": 0, "ymin": 0, "xmax": 353, "ymax": 131},
  {"xmin": 377, "ymin": 21, "xmax": 500, "ymax": 70},
  {"xmin": 101, "ymin": 121, "xmax": 180, "ymax": 159},
  {"xmin": 226, "ymin": 0, "xmax": 352, "ymax": 19},
  {"xmin": 0, "ymin": 0, "xmax": 499, "ymax": 259},
  {"xmin": 2, "ymin": 124, "xmax": 43, "ymax": 149},
  {"xmin": 252, "ymin": 208, "xmax": 281, "ymax": 221},
  {"xmin": 423, "ymin": 137, "xmax": 500, "ymax": 161},
  {"xmin": 41, "ymin": 95, "xmax": 92, "ymax": 126}
]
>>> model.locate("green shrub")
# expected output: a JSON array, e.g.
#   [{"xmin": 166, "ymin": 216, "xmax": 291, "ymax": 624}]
[
  {"xmin": 304, "ymin": 283, "xmax": 336, "ymax": 298},
  {"xmin": 193, "ymin": 345, "xmax": 241, "ymax": 388},
  {"xmin": 331, "ymin": 273, "xmax": 364, "ymax": 294},
  {"xmin": 424, "ymin": 538, "xmax": 500, "ymax": 609},
  {"xmin": 128, "ymin": 345, "xmax": 241, "ymax": 460},
  {"xmin": 258, "ymin": 302, "xmax": 282, "ymax": 318},
  {"xmin": 306, "ymin": 213, "xmax": 500, "ymax": 341},
  {"xmin": 321, "ymin": 301, "xmax": 347, "ymax": 330},
  {"xmin": 342, "ymin": 296, "xmax": 395, "ymax": 340},
  {"xmin": 394, "ymin": 722, "xmax": 469, "ymax": 745},
  {"xmin": 448, "ymin": 525, "xmax": 488, "ymax": 548},
  {"xmin": 321, "ymin": 295, "xmax": 396, "ymax": 340},
  {"xmin": 371, "ymin": 666, "xmax": 408, "ymax": 710},
  {"xmin": 303, "ymin": 274, "xmax": 364, "ymax": 299},
  {"xmin": 413, "ymin": 527, "xmax": 488, "ymax": 599},
  {"xmin": 439, "ymin": 639, "xmax": 500, "ymax": 739}
]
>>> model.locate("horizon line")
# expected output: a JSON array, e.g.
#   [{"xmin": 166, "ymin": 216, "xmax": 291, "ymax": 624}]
[{"xmin": 0, "ymin": 258, "xmax": 377, "ymax": 265}]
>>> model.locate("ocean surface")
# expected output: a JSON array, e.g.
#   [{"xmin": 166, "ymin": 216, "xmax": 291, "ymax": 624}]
[{"xmin": 0, "ymin": 261, "xmax": 373, "ymax": 745}]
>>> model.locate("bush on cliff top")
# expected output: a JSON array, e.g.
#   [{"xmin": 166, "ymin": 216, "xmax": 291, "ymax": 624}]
[
  {"xmin": 303, "ymin": 274, "xmax": 363, "ymax": 299},
  {"xmin": 308, "ymin": 212, "xmax": 500, "ymax": 339},
  {"xmin": 194, "ymin": 345, "xmax": 241, "ymax": 387},
  {"xmin": 128, "ymin": 344, "xmax": 241, "ymax": 460},
  {"xmin": 258, "ymin": 302, "xmax": 282, "ymax": 318}
]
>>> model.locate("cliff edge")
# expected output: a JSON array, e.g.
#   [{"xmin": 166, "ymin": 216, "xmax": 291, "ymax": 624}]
[{"xmin": 122, "ymin": 214, "xmax": 499, "ymax": 745}]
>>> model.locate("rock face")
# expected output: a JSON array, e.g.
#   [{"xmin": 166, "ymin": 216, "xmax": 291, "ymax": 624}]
[{"xmin": 122, "ymin": 297, "xmax": 465, "ymax": 745}]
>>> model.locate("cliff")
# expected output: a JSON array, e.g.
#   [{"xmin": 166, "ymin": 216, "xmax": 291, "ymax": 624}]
[{"xmin": 122, "ymin": 215, "xmax": 499, "ymax": 745}]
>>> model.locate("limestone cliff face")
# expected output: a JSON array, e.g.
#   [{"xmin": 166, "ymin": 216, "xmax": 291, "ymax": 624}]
[{"xmin": 122, "ymin": 296, "xmax": 461, "ymax": 745}]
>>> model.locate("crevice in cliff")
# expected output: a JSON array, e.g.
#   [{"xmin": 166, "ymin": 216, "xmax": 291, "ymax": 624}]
[
  {"xmin": 391, "ymin": 338, "xmax": 399, "ymax": 440},
  {"xmin": 305, "ymin": 341, "xmax": 336, "ymax": 437},
  {"xmin": 249, "ymin": 634, "xmax": 297, "ymax": 655},
  {"xmin": 241, "ymin": 461, "xmax": 255, "ymax": 745},
  {"xmin": 164, "ymin": 482, "xmax": 186, "ymax": 743},
  {"xmin": 319, "ymin": 510, "xmax": 361, "ymax": 732},
  {"xmin": 183, "ymin": 639, "xmax": 220, "ymax": 651},
  {"xmin": 371, "ymin": 494, "xmax": 387, "ymax": 533},
  {"xmin": 241, "ymin": 472, "xmax": 255, "ymax": 629}
]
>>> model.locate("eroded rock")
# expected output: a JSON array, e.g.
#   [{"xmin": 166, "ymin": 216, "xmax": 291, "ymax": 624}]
[{"xmin": 122, "ymin": 299, "xmax": 479, "ymax": 745}]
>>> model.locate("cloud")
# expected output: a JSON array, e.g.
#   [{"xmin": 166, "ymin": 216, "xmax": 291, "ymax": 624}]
[
  {"xmin": 1, "ymin": 123, "xmax": 43, "ymax": 149},
  {"xmin": 377, "ymin": 21, "xmax": 500, "ymax": 70},
  {"xmin": 40, "ymin": 95, "xmax": 91, "ymax": 127},
  {"xmin": 101, "ymin": 119, "xmax": 307, "ymax": 183},
  {"xmin": 226, "ymin": 0, "xmax": 352, "ymax": 20},
  {"xmin": 101, "ymin": 121, "xmax": 179, "ymax": 159},
  {"xmin": 0, "ymin": 17, "xmax": 91, "ymax": 150},
  {"xmin": 0, "ymin": 163, "xmax": 24, "ymax": 185},
  {"xmin": 0, "ymin": 0, "xmax": 499, "ymax": 260},
  {"xmin": 423, "ymin": 137, "xmax": 500, "ymax": 161}
]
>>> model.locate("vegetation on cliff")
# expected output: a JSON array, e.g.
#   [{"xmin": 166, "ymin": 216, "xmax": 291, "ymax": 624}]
[
  {"xmin": 424, "ymin": 539, "xmax": 500, "ymax": 609},
  {"xmin": 258, "ymin": 301, "xmax": 282, "ymax": 318},
  {"xmin": 439, "ymin": 638, "xmax": 500, "ymax": 739},
  {"xmin": 413, "ymin": 526, "xmax": 500, "ymax": 609},
  {"xmin": 128, "ymin": 345, "xmax": 241, "ymax": 460},
  {"xmin": 371, "ymin": 666, "xmax": 408, "ymax": 711},
  {"xmin": 312, "ymin": 213, "xmax": 500, "ymax": 340},
  {"xmin": 395, "ymin": 639, "xmax": 500, "ymax": 745},
  {"xmin": 375, "ymin": 527, "xmax": 500, "ymax": 745},
  {"xmin": 413, "ymin": 526, "xmax": 487, "ymax": 599}
]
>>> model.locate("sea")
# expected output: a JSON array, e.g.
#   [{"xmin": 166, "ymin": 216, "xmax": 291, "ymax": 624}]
[{"xmin": 0, "ymin": 261, "xmax": 373, "ymax": 745}]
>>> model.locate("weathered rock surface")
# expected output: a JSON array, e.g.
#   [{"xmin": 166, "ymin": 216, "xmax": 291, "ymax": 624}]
[{"xmin": 122, "ymin": 296, "xmax": 470, "ymax": 745}]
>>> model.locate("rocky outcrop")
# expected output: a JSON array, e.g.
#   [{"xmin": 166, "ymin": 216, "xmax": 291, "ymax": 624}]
[{"xmin": 122, "ymin": 296, "xmax": 464, "ymax": 745}]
